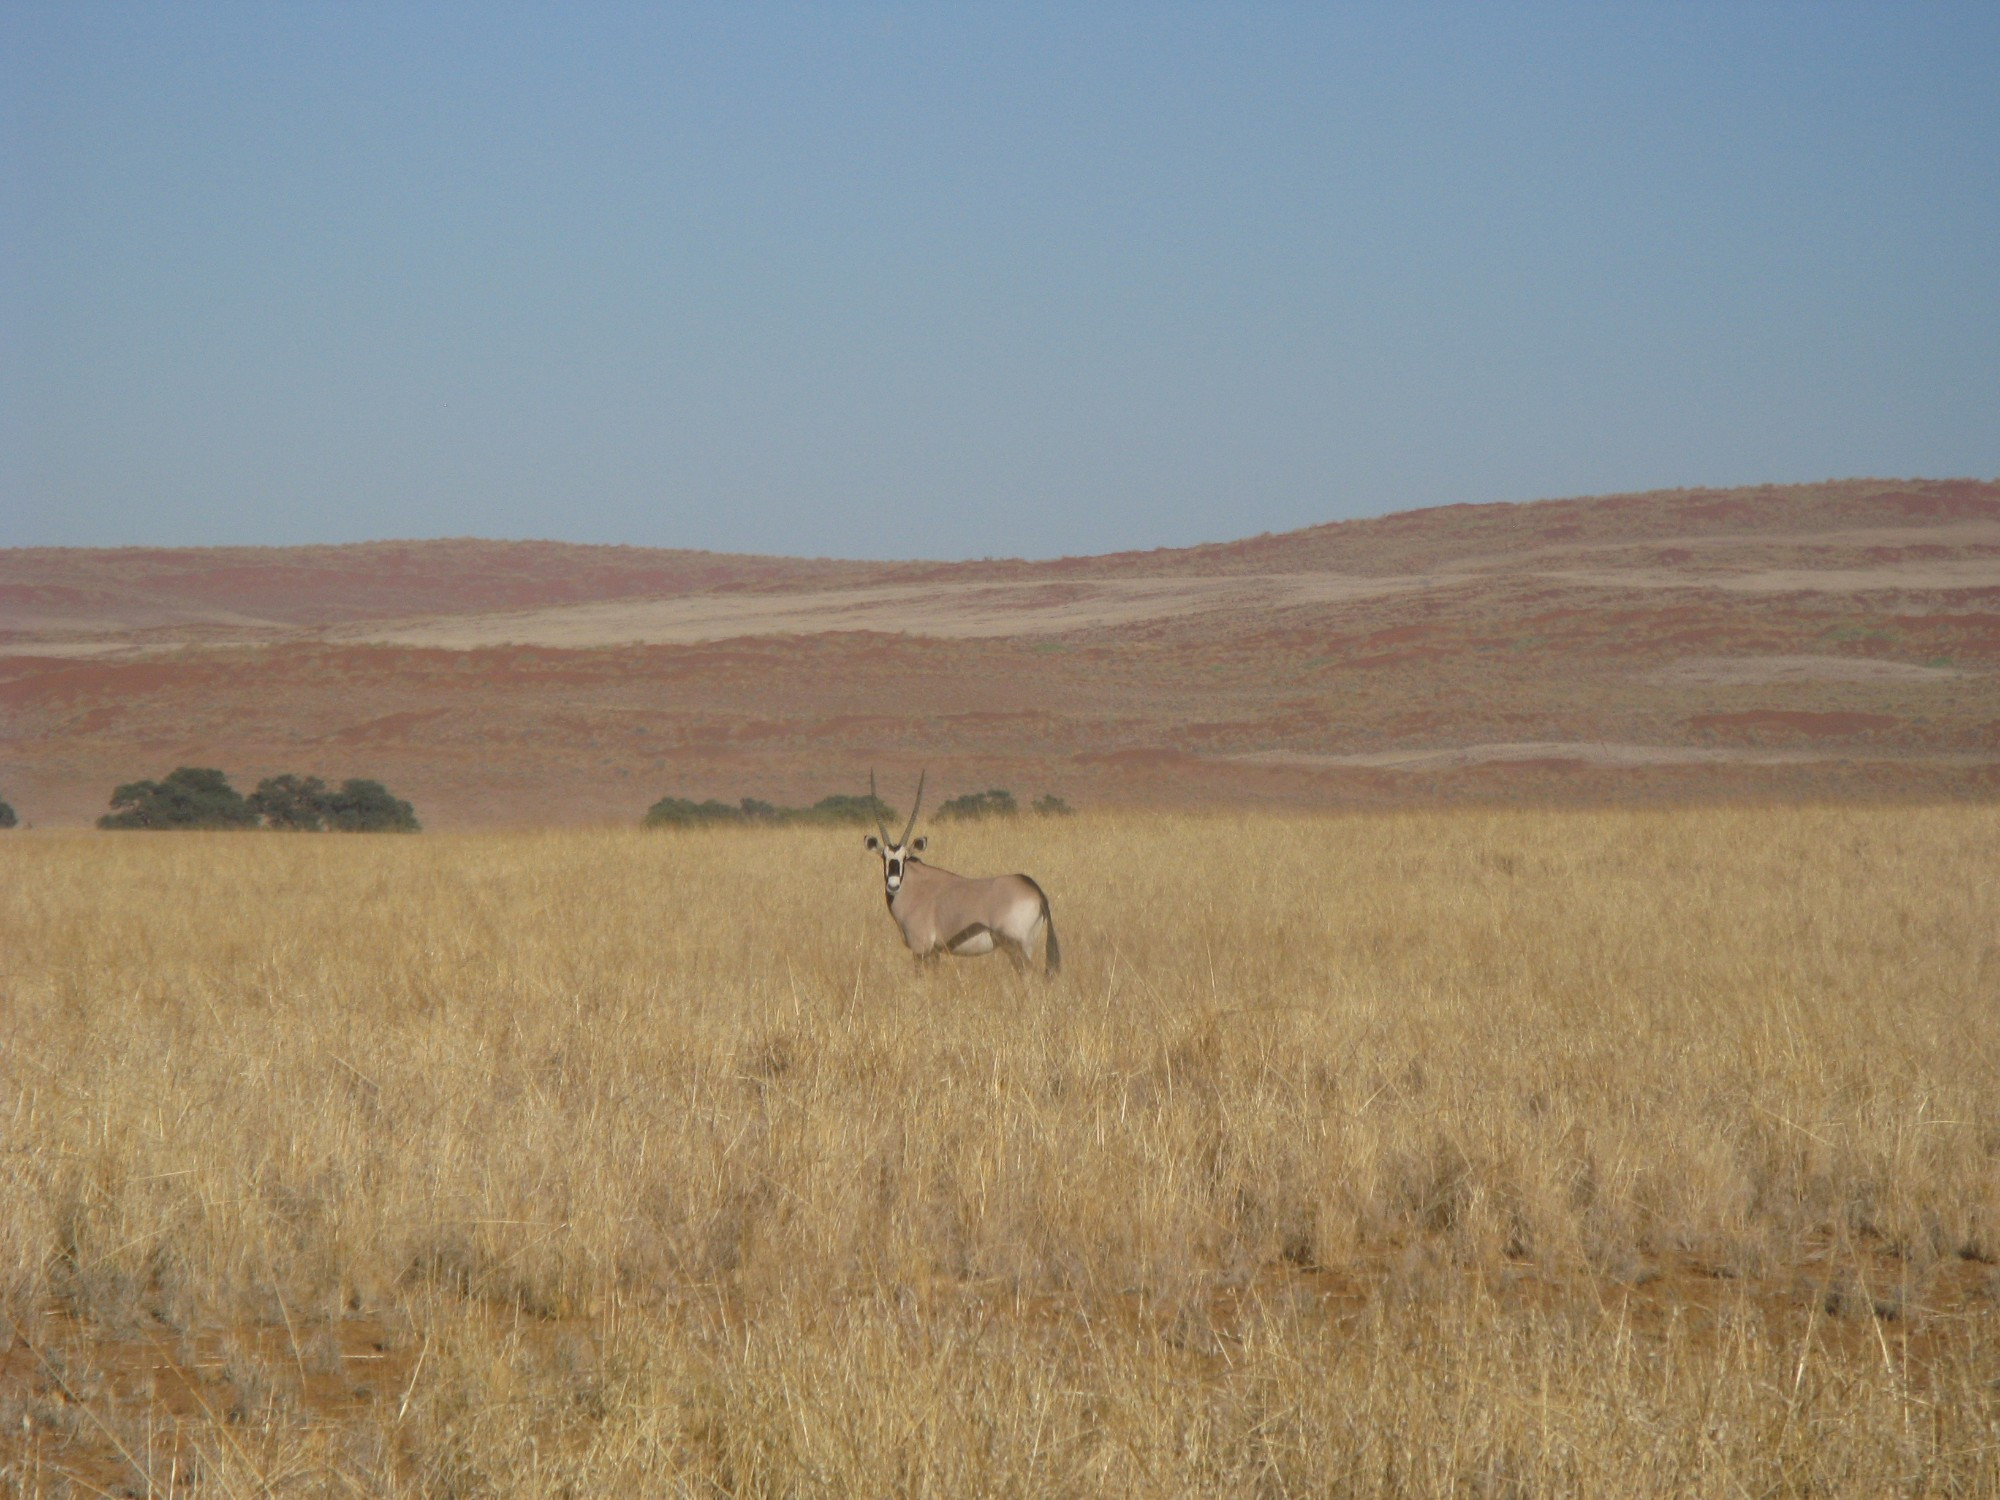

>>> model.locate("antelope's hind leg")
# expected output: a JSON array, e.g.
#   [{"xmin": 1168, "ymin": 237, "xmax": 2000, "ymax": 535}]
[{"xmin": 945, "ymin": 922, "xmax": 997, "ymax": 958}]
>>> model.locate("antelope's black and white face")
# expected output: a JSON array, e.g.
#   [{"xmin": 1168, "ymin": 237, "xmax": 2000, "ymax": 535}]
[
  {"xmin": 867, "ymin": 767, "xmax": 930, "ymax": 900},
  {"xmin": 864, "ymin": 834, "xmax": 927, "ymax": 896}
]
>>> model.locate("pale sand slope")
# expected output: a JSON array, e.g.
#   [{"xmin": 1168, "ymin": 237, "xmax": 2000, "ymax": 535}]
[
  {"xmin": 1447, "ymin": 520, "xmax": 2000, "ymax": 569},
  {"xmin": 1231, "ymin": 744, "xmax": 1997, "ymax": 772},
  {"xmin": 1653, "ymin": 656, "xmax": 1970, "ymax": 685},
  {"xmin": 1540, "ymin": 560, "xmax": 2000, "ymax": 593},
  {"xmin": 15, "ymin": 520, "xmax": 2000, "ymax": 656},
  {"xmin": 8, "ymin": 520, "xmax": 1996, "ymax": 656},
  {"xmin": 332, "ymin": 549, "xmax": 2000, "ymax": 651},
  {"xmin": 326, "ymin": 572, "xmax": 1446, "ymax": 648}
]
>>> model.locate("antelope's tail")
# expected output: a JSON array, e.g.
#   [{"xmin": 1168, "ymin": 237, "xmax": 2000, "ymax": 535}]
[{"xmin": 1042, "ymin": 894, "xmax": 1062, "ymax": 978}]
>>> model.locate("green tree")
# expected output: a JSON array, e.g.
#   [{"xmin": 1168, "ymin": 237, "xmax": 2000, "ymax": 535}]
[
  {"xmin": 320, "ymin": 779, "xmax": 421, "ymax": 832},
  {"xmin": 642, "ymin": 795, "xmax": 744, "ymax": 829},
  {"xmin": 98, "ymin": 767, "xmax": 258, "ymax": 830},
  {"xmin": 797, "ymin": 792, "xmax": 898, "ymax": 826},
  {"xmin": 936, "ymin": 788, "xmax": 1018, "ymax": 822},
  {"xmin": 641, "ymin": 789, "xmax": 898, "ymax": 829},
  {"xmin": 0, "ymin": 796, "xmax": 16, "ymax": 829},
  {"xmin": 248, "ymin": 774, "xmax": 332, "ymax": 830},
  {"xmin": 1032, "ymin": 793, "xmax": 1074, "ymax": 817}
]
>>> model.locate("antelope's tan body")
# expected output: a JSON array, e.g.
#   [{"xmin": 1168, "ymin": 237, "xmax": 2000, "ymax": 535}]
[
  {"xmin": 865, "ymin": 772, "xmax": 1062, "ymax": 977},
  {"xmin": 887, "ymin": 859, "xmax": 1056, "ymax": 968}
]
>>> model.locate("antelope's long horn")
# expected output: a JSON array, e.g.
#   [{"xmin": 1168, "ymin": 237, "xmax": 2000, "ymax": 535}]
[
  {"xmin": 900, "ymin": 768, "xmax": 926, "ymax": 846},
  {"xmin": 869, "ymin": 769, "xmax": 891, "ymax": 844}
]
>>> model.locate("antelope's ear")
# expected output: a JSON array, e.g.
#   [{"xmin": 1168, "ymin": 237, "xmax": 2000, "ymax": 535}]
[
  {"xmin": 864, "ymin": 834, "xmax": 880, "ymax": 851},
  {"xmin": 911, "ymin": 836, "xmax": 927, "ymax": 853}
]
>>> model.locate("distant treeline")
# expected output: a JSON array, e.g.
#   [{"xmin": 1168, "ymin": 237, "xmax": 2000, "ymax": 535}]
[
  {"xmin": 643, "ymin": 786, "xmax": 1072, "ymax": 830},
  {"xmin": 97, "ymin": 767, "xmax": 420, "ymax": 832},
  {"xmin": 933, "ymin": 789, "xmax": 1075, "ymax": 821},
  {"xmin": 643, "ymin": 791, "xmax": 894, "ymax": 830}
]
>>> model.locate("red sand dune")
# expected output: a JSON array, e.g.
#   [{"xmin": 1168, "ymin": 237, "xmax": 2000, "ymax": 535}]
[{"xmin": 2, "ymin": 477, "xmax": 1998, "ymax": 828}]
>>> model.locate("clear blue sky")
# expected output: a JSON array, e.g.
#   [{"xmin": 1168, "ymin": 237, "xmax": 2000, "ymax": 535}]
[{"xmin": 4, "ymin": 4, "xmax": 1996, "ymax": 560}]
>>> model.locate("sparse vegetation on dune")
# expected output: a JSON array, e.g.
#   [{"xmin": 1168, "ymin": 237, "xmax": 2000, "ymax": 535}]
[{"xmin": 3, "ymin": 806, "xmax": 1999, "ymax": 1494}]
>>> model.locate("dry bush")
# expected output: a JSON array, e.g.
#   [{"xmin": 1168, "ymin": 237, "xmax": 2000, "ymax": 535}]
[{"xmin": 1, "ymin": 805, "xmax": 1998, "ymax": 1495}]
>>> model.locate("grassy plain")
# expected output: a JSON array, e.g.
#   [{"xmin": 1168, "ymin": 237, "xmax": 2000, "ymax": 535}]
[{"xmin": 2, "ymin": 805, "xmax": 1998, "ymax": 1495}]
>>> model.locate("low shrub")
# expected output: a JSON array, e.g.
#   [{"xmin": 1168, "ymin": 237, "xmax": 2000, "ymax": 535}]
[
  {"xmin": 1032, "ymin": 793, "xmax": 1074, "ymax": 817},
  {"xmin": 0, "ymin": 794, "xmax": 15, "ymax": 828}
]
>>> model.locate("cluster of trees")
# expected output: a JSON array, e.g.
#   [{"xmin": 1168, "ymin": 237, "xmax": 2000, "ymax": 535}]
[
  {"xmin": 644, "ymin": 786, "xmax": 1073, "ymax": 830},
  {"xmin": 245, "ymin": 773, "xmax": 421, "ymax": 831},
  {"xmin": 0, "ymin": 792, "xmax": 15, "ymax": 828},
  {"xmin": 643, "ymin": 791, "xmax": 895, "ymax": 830},
  {"xmin": 97, "ymin": 767, "xmax": 420, "ymax": 831},
  {"xmin": 934, "ymin": 788, "xmax": 1073, "ymax": 821}
]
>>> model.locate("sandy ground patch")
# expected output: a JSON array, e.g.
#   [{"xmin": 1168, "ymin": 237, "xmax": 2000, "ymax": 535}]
[
  {"xmin": 25, "ymin": 547, "xmax": 1991, "ymax": 657},
  {"xmin": 1652, "ymin": 655, "xmax": 1971, "ymax": 686},
  {"xmin": 0, "ymin": 638, "xmax": 143, "ymax": 658},
  {"xmin": 1542, "ymin": 558, "xmax": 2000, "ymax": 594},
  {"xmin": 10, "ymin": 514, "xmax": 1998, "ymax": 657},
  {"xmin": 1459, "ymin": 520, "xmax": 2000, "ymax": 570},
  {"xmin": 272, "ymin": 542, "xmax": 2000, "ymax": 653},
  {"xmin": 1653, "ymin": 520, "xmax": 2000, "ymax": 552},
  {"xmin": 325, "ymin": 572, "xmax": 1448, "ymax": 648},
  {"xmin": 1228, "ymin": 743, "xmax": 1998, "ymax": 771}
]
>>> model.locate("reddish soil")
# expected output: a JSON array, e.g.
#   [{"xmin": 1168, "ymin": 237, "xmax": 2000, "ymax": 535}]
[
  {"xmin": 3, "ymin": 478, "xmax": 1998, "ymax": 828},
  {"xmin": 1689, "ymin": 710, "xmax": 1903, "ymax": 740},
  {"xmin": 5, "ymin": 1246, "xmax": 1993, "ymax": 1495}
]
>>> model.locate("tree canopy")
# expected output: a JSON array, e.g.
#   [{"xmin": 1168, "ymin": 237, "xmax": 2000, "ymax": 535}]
[
  {"xmin": 98, "ymin": 767, "xmax": 259, "ymax": 830},
  {"xmin": 99, "ymin": 768, "xmax": 420, "ymax": 831},
  {"xmin": 249, "ymin": 775, "xmax": 419, "ymax": 831},
  {"xmin": 935, "ymin": 788, "xmax": 1019, "ymax": 822},
  {"xmin": 248, "ymin": 774, "xmax": 333, "ymax": 830}
]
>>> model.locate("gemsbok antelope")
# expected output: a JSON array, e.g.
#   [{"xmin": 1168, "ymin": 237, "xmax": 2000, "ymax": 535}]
[{"xmin": 864, "ymin": 771, "xmax": 1061, "ymax": 976}]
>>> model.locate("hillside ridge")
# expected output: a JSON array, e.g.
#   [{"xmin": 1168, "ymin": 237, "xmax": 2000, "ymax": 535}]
[
  {"xmin": 9, "ymin": 477, "xmax": 1996, "ymax": 642},
  {"xmin": 4, "ymin": 477, "xmax": 1997, "ymax": 826}
]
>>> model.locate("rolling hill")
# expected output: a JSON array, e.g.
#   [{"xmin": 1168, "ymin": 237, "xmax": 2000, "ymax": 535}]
[{"xmin": 4, "ymin": 476, "xmax": 1997, "ymax": 827}]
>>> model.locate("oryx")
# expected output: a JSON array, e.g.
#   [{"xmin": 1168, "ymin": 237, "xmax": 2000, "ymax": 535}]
[{"xmin": 864, "ymin": 771, "xmax": 1061, "ymax": 976}]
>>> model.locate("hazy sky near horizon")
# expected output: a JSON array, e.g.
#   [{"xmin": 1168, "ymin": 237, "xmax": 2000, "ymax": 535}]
[{"xmin": 4, "ymin": 4, "xmax": 1997, "ymax": 561}]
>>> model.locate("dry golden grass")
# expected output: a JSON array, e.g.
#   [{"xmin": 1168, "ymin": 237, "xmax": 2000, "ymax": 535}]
[{"xmin": 3, "ymin": 805, "xmax": 1999, "ymax": 1495}]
